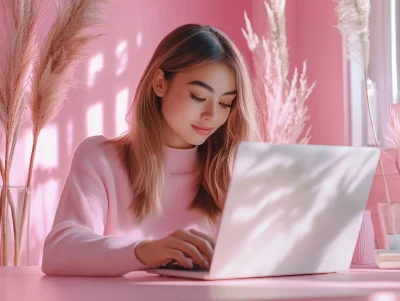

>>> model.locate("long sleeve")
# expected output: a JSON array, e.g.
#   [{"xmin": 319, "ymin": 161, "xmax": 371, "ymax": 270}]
[{"xmin": 42, "ymin": 137, "xmax": 147, "ymax": 276}]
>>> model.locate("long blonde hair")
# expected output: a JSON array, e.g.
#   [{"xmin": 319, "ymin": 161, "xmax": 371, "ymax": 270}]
[{"xmin": 109, "ymin": 24, "xmax": 260, "ymax": 224}]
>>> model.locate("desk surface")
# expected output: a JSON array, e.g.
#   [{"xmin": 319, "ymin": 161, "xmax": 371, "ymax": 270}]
[{"xmin": 1, "ymin": 266, "xmax": 400, "ymax": 301}]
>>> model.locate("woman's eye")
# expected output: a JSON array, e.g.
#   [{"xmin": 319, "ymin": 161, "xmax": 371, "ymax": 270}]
[
  {"xmin": 220, "ymin": 103, "xmax": 232, "ymax": 108},
  {"xmin": 191, "ymin": 94, "xmax": 206, "ymax": 102}
]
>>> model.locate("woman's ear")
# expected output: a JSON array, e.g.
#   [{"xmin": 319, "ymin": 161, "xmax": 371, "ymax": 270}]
[{"xmin": 152, "ymin": 69, "xmax": 166, "ymax": 97}]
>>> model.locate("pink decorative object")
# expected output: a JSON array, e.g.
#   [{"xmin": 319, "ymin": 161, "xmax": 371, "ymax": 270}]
[
  {"xmin": 366, "ymin": 148, "xmax": 400, "ymax": 249},
  {"xmin": 389, "ymin": 103, "xmax": 400, "ymax": 174},
  {"xmin": 352, "ymin": 210, "xmax": 376, "ymax": 265}
]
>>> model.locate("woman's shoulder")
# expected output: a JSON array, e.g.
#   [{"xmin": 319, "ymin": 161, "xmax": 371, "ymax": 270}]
[
  {"xmin": 74, "ymin": 135, "xmax": 109, "ymax": 155},
  {"xmin": 72, "ymin": 135, "xmax": 120, "ymax": 167}
]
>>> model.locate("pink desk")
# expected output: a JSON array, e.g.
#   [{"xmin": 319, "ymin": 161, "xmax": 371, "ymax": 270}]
[{"xmin": 1, "ymin": 266, "xmax": 400, "ymax": 301}]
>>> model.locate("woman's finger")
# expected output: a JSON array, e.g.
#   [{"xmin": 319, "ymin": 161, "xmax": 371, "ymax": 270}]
[
  {"xmin": 168, "ymin": 237, "xmax": 209, "ymax": 268},
  {"xmin": 166, "ymin": 249, "xmax": 193, "ymax": 269},
  {"xmin": 174, "ymin": 230, "xmax": 213, "ymax": 263},
  {"xmin": 189, "ymin": 229, "xmax": 216, "ymax": 248}
]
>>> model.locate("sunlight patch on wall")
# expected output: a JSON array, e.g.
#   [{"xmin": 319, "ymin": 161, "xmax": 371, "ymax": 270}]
[
  {"xmin": 67, "ymin": 120, "xmax": 73, "ymax": 156},
  {"xmin": 86, "ymin": 102, "xmax": 104, "ymax": 136},
  {"xmin": 25, "ymin": 125, "xmax": 58, "ymax": 169},
  {"xmin": 29, "ymin": 179, "xmax": 60, "ymax": 265},
  {"xmin": 88, "ymin": 53, "xmax": 104, "ymax": 87},
  {"xmin": 136, "ymin": 32, "xmax": 142, "ymax": 48},
  {"xmin": 116, "ymin": 40, "xmax": 128, "ymax": 76},
  {"xmin": 116, "ymin": 88, "xmax": 129, "ymax": 136},
  {"xmin": 30, "ymin": 179, "xmax": 60, "ymax": 236}
]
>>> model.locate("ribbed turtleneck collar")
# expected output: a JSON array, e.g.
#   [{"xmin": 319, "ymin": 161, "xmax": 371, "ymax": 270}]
[{"xmin": 163, "ymin": 145, "xmax": 199, "ymax": 174}]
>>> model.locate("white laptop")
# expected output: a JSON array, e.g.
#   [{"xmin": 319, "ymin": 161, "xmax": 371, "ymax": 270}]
[{"xmin": 144, "ymin": 142, "xmax": 380, "ymax": 280}]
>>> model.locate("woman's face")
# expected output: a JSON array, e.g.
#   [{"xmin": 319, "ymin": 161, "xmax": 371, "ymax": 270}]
[{"xmin": 154, "ymin": 62, "xmax": 237, "ymax": 149}]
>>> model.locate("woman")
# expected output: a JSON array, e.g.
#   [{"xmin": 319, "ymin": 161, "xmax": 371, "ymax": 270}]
[{"xmin": 42, "ymin": 23, "xmax": 260, "ymax": 276}]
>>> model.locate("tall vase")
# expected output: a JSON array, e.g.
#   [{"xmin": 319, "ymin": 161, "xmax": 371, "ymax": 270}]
[
  {"xmin": 0, "ymin": 186, "xmax": 30, "ymax": 266},
  {"xmin": 352, "ymin": 210, "xmax": 376, "ymax": 265},
  {"xmin": 366, "ymin": 147, "xmax": 400, "ymax": 249}
]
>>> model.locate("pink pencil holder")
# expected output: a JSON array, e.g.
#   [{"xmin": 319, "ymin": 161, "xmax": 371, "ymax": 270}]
[{"xmin": 352, "ymin": 210, "xmax": 376, "ymax": 265}]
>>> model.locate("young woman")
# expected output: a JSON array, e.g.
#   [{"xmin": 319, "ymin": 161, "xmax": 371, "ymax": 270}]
[{"xmin": 42, "ymin": 23, "xmax": 260, "ymax": 276}]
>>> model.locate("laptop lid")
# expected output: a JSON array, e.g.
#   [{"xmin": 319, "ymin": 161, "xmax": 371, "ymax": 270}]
[{"xmin": 208, "ymin": 142, "xmax": 380, "ymax": 280}]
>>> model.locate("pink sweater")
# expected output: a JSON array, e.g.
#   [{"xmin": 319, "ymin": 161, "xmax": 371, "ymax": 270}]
[{"xmin": 42, "ymin": 135, "xmax": 216, "ymax": 276}]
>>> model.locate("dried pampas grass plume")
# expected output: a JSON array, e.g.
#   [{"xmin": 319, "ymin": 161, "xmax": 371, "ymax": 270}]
[
  {"xmin": 334, "ymin": 0, "xmax": 370, "ymax": 69},
  {"xmin": 242, "ymin": 0, "xmax": 314, "ymax": 144},
  {"xmin": 31, "ymin": 0, "xmax": 108, "ymax": 136},
  {"xmin": 0, "ymin": 0, "xmax": 47, "ymax": 267},
  {"xmin": 0, "ymin": 0, "xmax": 108, "ymax": 266},
  {"xmin": 334, "ymin": 0, "xmax": 391, "ymax": 204},
  {"xmin": 18, "ymin": 0, "xmax": 108, "ymax": 262},
  {"xmin": 264, "ymin": 0, "xmax": 289, "ymax": 81}
]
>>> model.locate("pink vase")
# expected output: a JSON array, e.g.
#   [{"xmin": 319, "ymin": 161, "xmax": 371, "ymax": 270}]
[
  {"xmin": 352, "ymin": 210, "xmax": 376, "ymax": 265},
  {"xmin": 366, "ymin": 147, "xmax": 400, "ymax": 249}
]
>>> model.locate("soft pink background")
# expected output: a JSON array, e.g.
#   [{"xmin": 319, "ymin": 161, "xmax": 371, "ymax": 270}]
[{"xmin": 0, "ymin": 0, "xmax": 359, "ymax": 265}]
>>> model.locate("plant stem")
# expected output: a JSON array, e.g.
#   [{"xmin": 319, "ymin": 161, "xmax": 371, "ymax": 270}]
[
  {"xmin": 0, "ymin": 160, "xmax": 18, "ymax": 266},
  {"xmin": 1, "ymin": 137, "xmax": 10, "ymax": 266},
  {"xmin": 17, "ymin": 133, "xmax": 38, "ymax": 263},
  {"xmin": 0, "ymin": 187, "xmax": 6, "ymax": 266},
  {"xmin": 9, "ymin": 99, "xmax": 26, "ymax": 266},
  {"xmin": 10, "ymin": 97, "xmax": 26, "ymax": 167},
  {"xmin": 363, "ymin": 69, "xmax": 391, "ymax": 203},
  {"xmin": 0, "ymin": 97, "xmax": 26, "ymax": 266},
  {"xmin": 9, "ymin": 192, "xmax": 17, "ymax": 266}
]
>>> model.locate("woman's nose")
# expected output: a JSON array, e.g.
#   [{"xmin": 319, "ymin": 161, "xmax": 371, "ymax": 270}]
[{"xmin": 201, "ymin": 102, "xmax": 217, "ymax": 122}]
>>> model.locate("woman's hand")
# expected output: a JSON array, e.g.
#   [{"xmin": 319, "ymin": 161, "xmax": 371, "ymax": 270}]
[{"xmin": 135, "ymin": 229, "xmax": 215, "ymax": 269}]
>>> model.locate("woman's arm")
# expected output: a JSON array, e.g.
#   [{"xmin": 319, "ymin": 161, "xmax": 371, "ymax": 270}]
[{"xmin": 41, "ymin": 137, "xmax": 146, "ymax": 276}]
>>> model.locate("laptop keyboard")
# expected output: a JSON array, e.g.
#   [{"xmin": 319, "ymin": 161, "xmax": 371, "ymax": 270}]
[{"xmin": 159, "ymin": 261, "xmax": 210, "ymax": 272}]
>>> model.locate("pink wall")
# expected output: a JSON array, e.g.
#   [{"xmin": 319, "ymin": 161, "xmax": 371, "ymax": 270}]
[
  {"xmin": 285, "ymin": 0, "xmax": 349, "ymax": 146},
  {"xmin": 0, "ymin": 0, "xmax": 350, "ymax": 265}
]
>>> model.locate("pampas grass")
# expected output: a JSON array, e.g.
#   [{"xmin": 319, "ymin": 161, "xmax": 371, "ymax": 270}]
[
  {"xmin": 334, "ymin": 0, "xmax": 391, "ymax": 203},
  {"xmin": 20, "ymin": 0, "xmax": 107, "ymax": 263},
  {"xmin": 0, "ymin": 0, "xmax": 107, "ymax": 266},
  {"xmin": 31, "ymin": 0, "xmax": 107, "ymax": 136},
  {"xmin": 264, "ymin": 0, "xmax": 289, "ymax": 82},
  {"xmin": 242, "ymin": 0, "xmax": 314, "ymax": 143},
  {"xmin": 335, "ymin": 0, "xmax": 370, "ymax": 69},
  {"xmin": 0, "ymin": 0, "xmax": 47, "ymax": 267}
]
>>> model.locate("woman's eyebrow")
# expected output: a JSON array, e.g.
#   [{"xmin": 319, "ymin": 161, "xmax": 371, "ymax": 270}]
[{"xmin": 188, "ymin": 80, "xmax": 237, "ymax": 96}]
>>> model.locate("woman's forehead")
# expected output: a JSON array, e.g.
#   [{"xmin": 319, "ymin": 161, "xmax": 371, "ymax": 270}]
[{"xmin": 174, "ymin": 63, "xmax": 237, "ymax": 93}]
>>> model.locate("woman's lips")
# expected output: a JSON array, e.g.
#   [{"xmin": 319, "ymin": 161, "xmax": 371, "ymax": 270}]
[{"xmin": 192, "ymin": 125, "xmax": 212, "ymax": 135}]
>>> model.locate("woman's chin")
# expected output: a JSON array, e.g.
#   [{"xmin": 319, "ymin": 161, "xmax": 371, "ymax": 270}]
[{"xmin": 186, "ymin": 137, "xmax": 208, "ymax": 146}]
